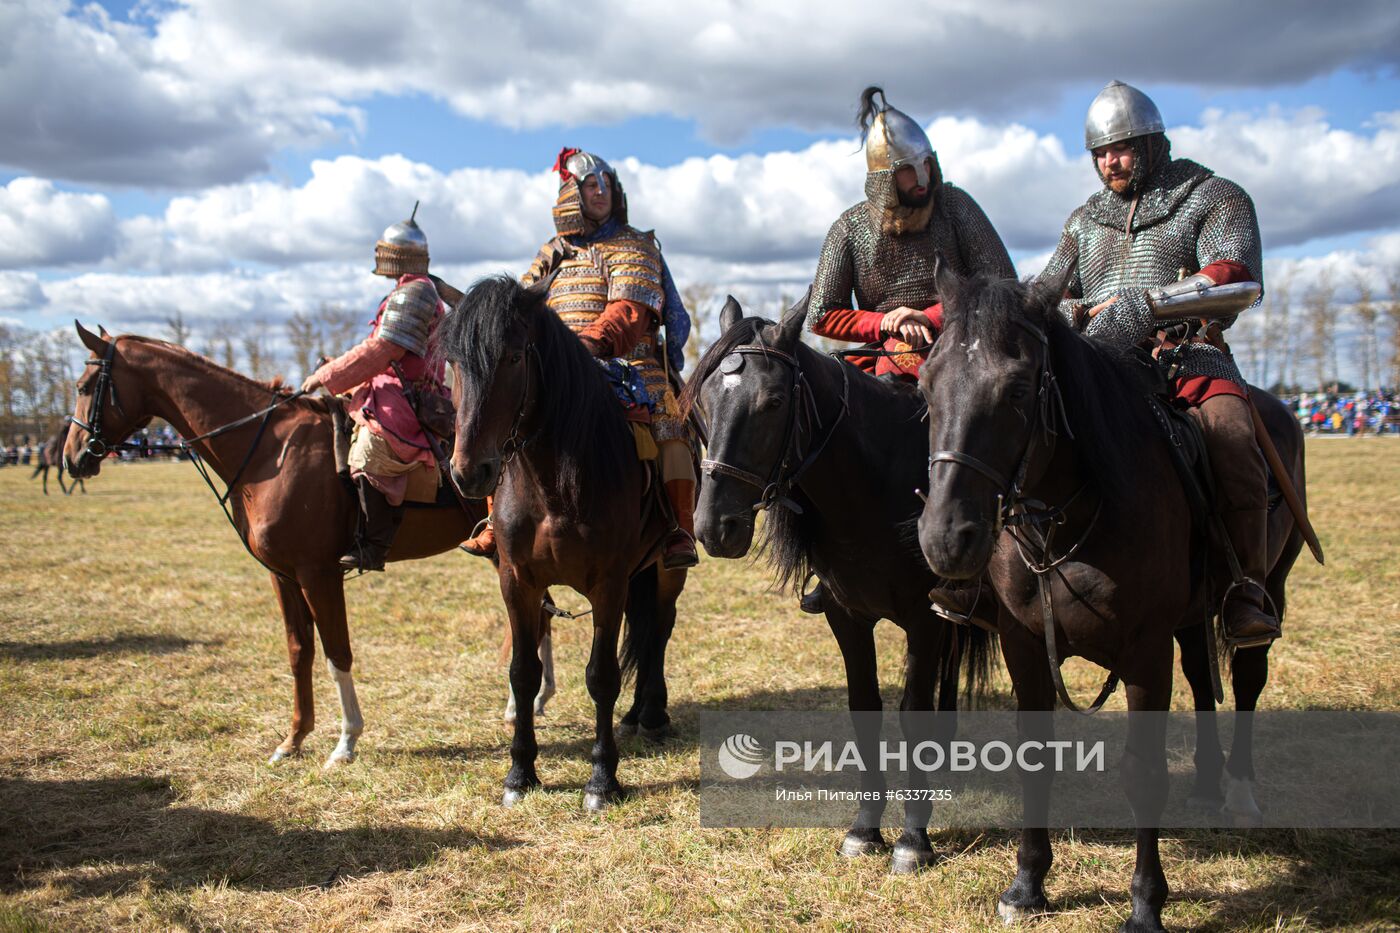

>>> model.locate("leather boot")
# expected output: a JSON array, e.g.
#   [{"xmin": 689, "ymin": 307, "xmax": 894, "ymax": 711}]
[
  {"xmin": 1220, "ymin": 507, "xmax": 1281, "ymax": 647},
  {"xmin": 461, "ymin": 494, "xmax": 496, "ymax": 558},
  {"xmin": 929, "ymin": 579, "xmax": 995, "ymax": 632},
  {"xmin": 800, "ymin": 577, "xmax": 826, "ymax": 614},
  {"xmin": 662, "ymin": 479, "xmax": 699, "ymax": 569},
  {"xmin": 340, "ymin": 477, "xmax": 404, "ymax": 572}
]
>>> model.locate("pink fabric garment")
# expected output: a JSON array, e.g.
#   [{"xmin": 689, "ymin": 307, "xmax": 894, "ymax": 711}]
[{"xmin": 311, "ymin": 273, "xmax": 447, "ymax": 467}]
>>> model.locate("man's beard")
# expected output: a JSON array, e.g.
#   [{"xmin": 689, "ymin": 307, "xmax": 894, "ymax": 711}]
[{"xmin": 897, "ymin": 186, "xmax": 932, "ymax": 208}]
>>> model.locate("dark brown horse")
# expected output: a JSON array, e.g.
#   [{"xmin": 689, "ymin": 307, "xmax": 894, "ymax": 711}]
[
  {"xmin": 915, "ymin": 270, "xmax": 1305, "ymax": 932},
  {"xmin": 63, "ymin": 323, "xmax": 491, "ymax": 768},
  {"xmin": 683, "ymin": 295, "xmax": 993, "ymax": 873},
  {"xmin": 31, "ymin": 421, "xmax": 84, "ymax": 495},
  {"xmin": 440, "ymin": 275, "xmax": 687, "ymax": 810}
]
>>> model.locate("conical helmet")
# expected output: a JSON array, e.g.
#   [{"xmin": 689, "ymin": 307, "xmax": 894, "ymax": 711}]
[
  {"xmin": 861, "ymin": 87, "xmax": 934, "ymax": 188},
  {"xmin": 374, "ymin": 202, "xmax": 430, "ymax": 277},
  {"xmin": 1084, "ymin": 80, "xmax": 1165, "ymax": 151}
]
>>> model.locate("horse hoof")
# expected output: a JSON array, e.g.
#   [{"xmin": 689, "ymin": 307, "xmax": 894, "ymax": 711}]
[
  {"xmin": 322, "ymin": 752, "xmax": 354, "ymax": 769},
  {"xmin": 889, "ymin": 843, "xmax": 936, "ymax": 875},
  {"xmin": 1118, "ymin": 919, "xmax": 1168, "ymax": 933},
  {"xmin": 501, "ymin": 787, "xmax": 531, "ymax": 807},
  {"xmin": 838, "ymin": 831, "xmax": 889, "ymax": 858},
  {"xmin": 583, "ymin": 790, "xmax": 620, "ymax": 812},
  {"xmin": 616, "ymin": 720, "xmax": 638, "ymax": 738},
  {"xmin": 997, "ymin": 897, "xmax": 1049, "ymax": 925},
  {"xmin": 268, "ymin": 746, "xmax": 299, "ymax": 764},
  {"xmin": 638, "ymin": 721, "xmax": 675, "ymax": 744}
]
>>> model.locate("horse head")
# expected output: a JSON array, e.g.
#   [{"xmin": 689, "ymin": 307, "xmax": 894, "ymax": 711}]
[
  {"xmin": 439, "ymin": 275, "xmax": 541, "ymax": 499},
  {"xmin": 65, "ymin": 322, "xmax": 153, "ymax": 478},
  {"xmin": 687, "ymin": 291, "xmax": 808, "ymax": 558},
  {"xmin": 916, "ymin": 265, "xmax": 1072, "ymax": 579}
]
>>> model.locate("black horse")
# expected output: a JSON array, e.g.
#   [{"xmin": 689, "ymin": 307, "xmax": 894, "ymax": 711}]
[
  {"xmin": 439, "ymin": 275, "xmax": 687, "ymax": 810},
  {"xmin": 916, "ymin": 268, "xmax": 1306, "ymax": 932},
  {"xmin": 683, "ymin": 295, "xmax": 994, "ymax": 873},
  {"xmin": 32, "ymin": 421, "xmax": 84, "ymax": 496}
]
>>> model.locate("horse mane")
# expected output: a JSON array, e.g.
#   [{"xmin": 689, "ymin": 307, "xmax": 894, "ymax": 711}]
[
  {"xmin": 938, "ymin": 273, "xmax": 1156, "ymax": 502},
  {"xmin": 120, "ymin": 336, "xmax": 306, "ymax": 401},
  {"xmin": 436, "ymin": 275, "xmax": 631, "ymax": 516}
]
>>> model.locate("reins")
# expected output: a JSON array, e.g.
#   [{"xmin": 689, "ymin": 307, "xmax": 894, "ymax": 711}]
[{"xmin": 700, "ymin": 343, "xmax": 850, "ymax": 515}]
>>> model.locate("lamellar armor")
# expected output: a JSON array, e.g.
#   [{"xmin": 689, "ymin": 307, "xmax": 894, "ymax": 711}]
[
  {"xmin": 1038, "ymin": 158, "xmax": 1262, "ymax": 386},
  {"xmin": 378, "ymin": 277, "xmax": 441, "ymax": 357},
  {"xmin": 522, "ymin": 226, "xmax": 685, "ymax": 441}
]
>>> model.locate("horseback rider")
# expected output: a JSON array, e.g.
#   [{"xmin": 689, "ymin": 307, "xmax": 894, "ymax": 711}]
[
  {"xmin": 300, "ymin": 206, "xmax": 449, "ymax": 572},
  {"xmin": 461, "ymin": 148, "xmax": 699, "ymax": 570},
  {"xmin": 809, "ymin": 87, "xmax": 1016, "ymax": 381},
  {"xmin": 1038, "ymin": 80, "xmax": 1279, "ymax": 647},
  {"xmin": 802, "ymin": 87, "xmax": 1015, "ymax": 615}
]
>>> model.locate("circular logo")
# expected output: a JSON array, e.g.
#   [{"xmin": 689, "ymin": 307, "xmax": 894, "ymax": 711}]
[{"xmin": 717, "ymin": 733, "xmax": 765, "ymax": 779}]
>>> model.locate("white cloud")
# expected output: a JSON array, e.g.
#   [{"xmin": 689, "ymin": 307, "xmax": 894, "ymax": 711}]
[
  {"xmin": 5, "ymin": 0, "xmax": 1400, "ymax": 188},
  {"xmin": 0, "ymin": 178, "xmax": 118, "ymax": 269},
  {"xmin": 0, "ymin": 271, "xmax": 47, "ymax": 311}
]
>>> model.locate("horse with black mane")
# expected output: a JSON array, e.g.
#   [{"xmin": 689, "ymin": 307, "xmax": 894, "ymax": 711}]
[
  {"xmin": 915, "ymin": 267, "xmax": 1306, "ymax": 932},
  {"xmin": 682, "ymin": 293, "xmax": 995, "ymax": 873},
  {"xmin": 440, "ymin": 275, "xmax": 688, "ymax": 810},
  {"xmin": 62, "ymin": 323, "xmax": 505, "ymax": 768},
  {"xmin": 32, "ymin": 420, "xmax": 84, "ymax": 495}
]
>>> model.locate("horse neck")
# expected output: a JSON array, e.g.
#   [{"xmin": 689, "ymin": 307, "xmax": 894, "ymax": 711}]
[
  {"xmin": 790, "ymin": 344, "xmax": 928, "ymax": 518},
  {"xmin": 124, "ymin": 340, "xmax": 287, "ymax": 482}
]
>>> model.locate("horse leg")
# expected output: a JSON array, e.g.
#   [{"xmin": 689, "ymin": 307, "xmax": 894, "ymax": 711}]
[
  {"xmin": 1175, "ymin": 622, "xmax": 1224, "ymax": 807},
  {"xmin": 269, "ymin": 574, "xmax": 317, "ymax": 762},
  {"xmin": 1223, "ymin": 646, "xmax": 1268, "ymax": 827},
  {"xmin": 1119, "ymin": 660, "xmax": 1174, "ymax": 933},
  {"xmin": 583, "ymin": 582, "xmax": 627, "ymax": 811},
  {"xmin": 889, "ymin": 620, "xmax": 952, "ymax": 874},
  {"xmin": 37, "ymin": 464, "xmax": 48, "ymax": 495},
  {"xmin": 825, "ymin": 603, "xmax": 889, "ymax": 858},
  {"xmin": 503, "ymin": 602, "xmax": 556, "ymax": 723},
  {"xmin": 501, "ymin": 571, "xmax": 545, "ymax": 805},
  {"xmin": 621, "ymin": 564, "xmax": 679, "ymax": 741},
  {"xmin": 297, "ymin": 570, "xmax": 362, "ymax": 769},
  {"xmin": 997, "ymin": 614, "xmax": 1056, "ymax": 924}
]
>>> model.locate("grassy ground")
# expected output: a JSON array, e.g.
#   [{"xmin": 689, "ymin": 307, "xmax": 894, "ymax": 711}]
[{"xmin": 1, "ymin": 439, "xmax": 1397, "ymax": 932}]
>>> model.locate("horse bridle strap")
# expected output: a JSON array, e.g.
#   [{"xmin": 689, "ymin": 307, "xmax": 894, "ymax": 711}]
[{"xmin": 700, "ymin": 343, "xmax": 849, "ymax": 515}]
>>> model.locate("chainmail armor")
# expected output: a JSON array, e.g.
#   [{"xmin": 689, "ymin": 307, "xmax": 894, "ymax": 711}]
[
  {"xmin": 1038, "ymin": 158, "xmax": 1262, "ymax": 386},
  {"xmin": 377, "ymin": 278, "xmax": 440, "ymax": 357},
  {"xmin": 808, "ymin": 181, "xmax": 1015, "ymax": 329}
]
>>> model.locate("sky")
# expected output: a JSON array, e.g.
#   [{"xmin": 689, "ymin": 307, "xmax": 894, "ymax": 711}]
[{"xmin": 2, "ymin": 0, "xmax": 1399, "ymax": 384}]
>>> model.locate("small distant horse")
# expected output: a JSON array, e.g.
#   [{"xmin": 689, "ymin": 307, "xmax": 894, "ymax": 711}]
[
  {"xmin": 441, "ymin": 275, "xmax": 688, "ymax": 811},
  {"xmin": 916, "ymin": 269, "xmax": 1306, "ymax": 932},
  {"xmin": 63, "ymin": 323, "xmax": 502, "ymax": 768},
  {"xmin": 683, "ymin": 294, "xmax": 993, "ymax": 872},
  {"xmin": 31, "ymin": 421, "xmax": 84, "ymax": 495}
]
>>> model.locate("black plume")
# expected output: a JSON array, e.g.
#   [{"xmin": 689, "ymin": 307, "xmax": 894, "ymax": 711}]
[{"xmin": 856, "ymin": 86, "xmax": 887, "ymax": 144}]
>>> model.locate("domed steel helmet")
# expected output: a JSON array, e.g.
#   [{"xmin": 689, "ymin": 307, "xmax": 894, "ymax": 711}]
[
  {"xmin": 861, "ymin": 87, "xmax": 935, "ymax": 189},
  {"xmin": 374, "ymin": 202, "xmax": 429, "ymax": 277},
  {"xmin": 552, "ymin": 147, "xmax": 628, "ymax": 236},
  {"xmin": 1084, "ymin": 80, "xmax": 1165, "ymax": 151}
]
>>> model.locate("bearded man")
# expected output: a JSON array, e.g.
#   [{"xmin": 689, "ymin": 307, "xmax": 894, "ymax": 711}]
[
  {"xmin": 461, "ymin": 148, "xmax": 698, "ymax": 569},
  {"xmin": 809, "ymin": 86, "xmax": 1015, "ymax": 381},
  {"xmin": 1038, "ymin": 80, "xmax": 1279, "ymax": 647},
  {"xmin": 301, "ymin": 206, "xmax": 449, "ymax": 572}
]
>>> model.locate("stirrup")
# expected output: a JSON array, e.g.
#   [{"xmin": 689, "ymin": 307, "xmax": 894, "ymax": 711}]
[
  {"xmin": 799, "ymin": 575, "xmax": 825, "ymax": 615},
  {"xmin": 928, "ymin": 578, "xmax": 984, "ymax": 627},
  {"xmin": 1220, "ymin": 577, "xmax": 1281, "ymax": 648},
  {"xmin": 460, "ymin": 515, "xmax": 495, "ymax": 557},
  {"xmin": 662, "ymin": 529, "xmax": 699, "ymax": 570}
]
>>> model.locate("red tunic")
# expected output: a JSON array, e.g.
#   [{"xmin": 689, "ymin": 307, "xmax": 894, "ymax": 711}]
[
  {"xmin": 811, "ymin": 304, "xmax": 944, "ymax": 379},
  {"xmin": 1169, "ymin": 260, "xmax": 1251, "ymax": 406}
]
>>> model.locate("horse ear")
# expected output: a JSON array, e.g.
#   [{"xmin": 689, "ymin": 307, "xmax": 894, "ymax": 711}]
[
  {"xmin": 774, "ymin": 287, "xmax": 810, "ymax": 350},
  {"xmin": 934, "ymin": 254, "xmax": 961, "ymax": 308},
  {"xmin": 719, "ymin": 295, "xmax": 743, "ymax": 334},
  {"xmin": 75, "ymin": 321, "xmax": 109, "ymax": 356},
  {"xmin": 1034, "ymin": 260, "xmax": 1077, "ymax": 308}
]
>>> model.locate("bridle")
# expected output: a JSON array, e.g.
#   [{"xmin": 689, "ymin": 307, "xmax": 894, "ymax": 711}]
[
  {"xmin": 70, "ymin": 338, "xmax": 125, "ymax": 461},
  {"xmin": 926, "ymin": 315, "xmax": 1119, "ymax": 714},
  {"xmin": 497, "ymin": 344, "xmax": 540, "ymax": 467},
  {"xmin": 699, "ymin": 343, "xmax": 849, "ymax": 514}
]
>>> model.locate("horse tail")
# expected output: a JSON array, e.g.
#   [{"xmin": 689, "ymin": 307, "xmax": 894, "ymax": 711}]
[
  {"xmin": 620, "ymin": 562, "xmax": 660, "ymax": 683},
  {"xmin": 958, "ymin": 624, "xmax": 998, "ymax": 707}
]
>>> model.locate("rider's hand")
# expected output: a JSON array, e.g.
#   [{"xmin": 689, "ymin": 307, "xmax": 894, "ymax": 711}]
[
  {"xmin": 896, "ymin": 317, "xmax": 934, "ymax": 346},
  {"xmin": 1086, "ymin": 295, "xmax": 1120, "ymax": 319},
  {"xmin": 879, "ymin": 306, "xmax": 919, "ymax": 337},
  {"xmin": 300, "ymin": 374, "xmax": 323, "ymax": 394}
]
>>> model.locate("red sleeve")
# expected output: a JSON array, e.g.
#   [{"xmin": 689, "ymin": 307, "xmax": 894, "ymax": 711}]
[
  {"xmin": 924, "ymin": 302, "xmax": 944, "ymax": 333},
  {"xmin": 1199, "ymin": 260, "xmax": 1253, "ymax": 286},
  {"xmin": 315, "ymin": 336, "xmax": 406, "ymax": 395},
  {"xmin": 811, "ymin": 308, "xmax": 884, "ymax": 343},
  {"xmin": 579, "ymin": 299, "xmax": 657, "ymax": 357}
]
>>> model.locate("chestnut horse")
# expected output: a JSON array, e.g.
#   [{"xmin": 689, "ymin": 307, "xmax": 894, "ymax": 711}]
[
  {"xmin": 440, "ymin": 275, "xmax": 688, "ymax": 811},
  {"xmin": 915, "ymin": 269, "xmax": 1306, "ymax": 932},
  {"xmin": 63, "ymin": 323, "xmax": 503, "ymax": 768}
]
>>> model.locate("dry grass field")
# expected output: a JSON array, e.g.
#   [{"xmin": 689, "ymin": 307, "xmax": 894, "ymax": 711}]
[{"xmin": 1, "ymin": 439, "xmax": 1397, "ymax": 932}]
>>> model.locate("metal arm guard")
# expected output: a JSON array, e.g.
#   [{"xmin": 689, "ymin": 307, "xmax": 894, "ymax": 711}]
[
  {"xmin": 1145, "ymin": 275, "xmax": 1261, "ymax": 321},
  {"xmin": 378, "ymin": 278, "xmax": 440, "ymax": 357}
]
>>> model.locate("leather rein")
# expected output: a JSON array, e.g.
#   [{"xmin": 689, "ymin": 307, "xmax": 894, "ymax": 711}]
[
  {"xmin": 699, "ymin": 344, "xmax": 850, "ymax": 515},
  {"xmin": 928, "ymin": 317, "xmax": 1119, "ymax": 714}
]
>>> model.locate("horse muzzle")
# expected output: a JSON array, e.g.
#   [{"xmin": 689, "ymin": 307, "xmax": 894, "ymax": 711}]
[
  {"xmin": 695, "ymin": 507, "xmax": 755, "ymax": 559},
  {"xmin": 451, "ymin": 457, "xmax": 499, "ymax": 500},
  {"xmin": 917, "ymin": 500, "xmax": 995, "ymax": 581}
]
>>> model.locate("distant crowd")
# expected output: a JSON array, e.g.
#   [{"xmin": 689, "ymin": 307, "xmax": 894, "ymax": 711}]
[
  {"xmin": 1283, "ymin": 391, "xmax": 1400, "ymax": 435},
  {"xmin": 2, "ymin": 425, "xmax": 187, "ymax": 467}
]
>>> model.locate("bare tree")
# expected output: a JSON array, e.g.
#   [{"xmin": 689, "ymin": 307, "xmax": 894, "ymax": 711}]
[
  {"xmin": 1264, "ymin": 273, "xmax": 1293, "ymax": 391},
  {"xmin": 1351, "ymin": 277, "xmax": 1379, "ymax": 391},
  {"xmin": 203, "ymin": 320, "xmax": 237, "ymax": 370},
  {"xmin": 1303, "ymin": 269, "xmax": 1337, "ymax": 390},
  {"xmin": 242, "ymin": 326, "xmax": 279, "ymax": 382},
  {"xmin": 1387, "ymin": 269, "xmax": 1400, "ymax": 390},
  {"xmin": 164, "ymin": 309, "xmax": 193, "ymax": 348},
  {"xmin": 679, "ymin": 282, "xmax": 717, "ymax": 369},
  {"xmin": 316, "ymin": 304, "xmax": 364, "ymax": 360},
  {"xmin": 285, "ymin": 312, "xmax": 319, "ymax": 377}
]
